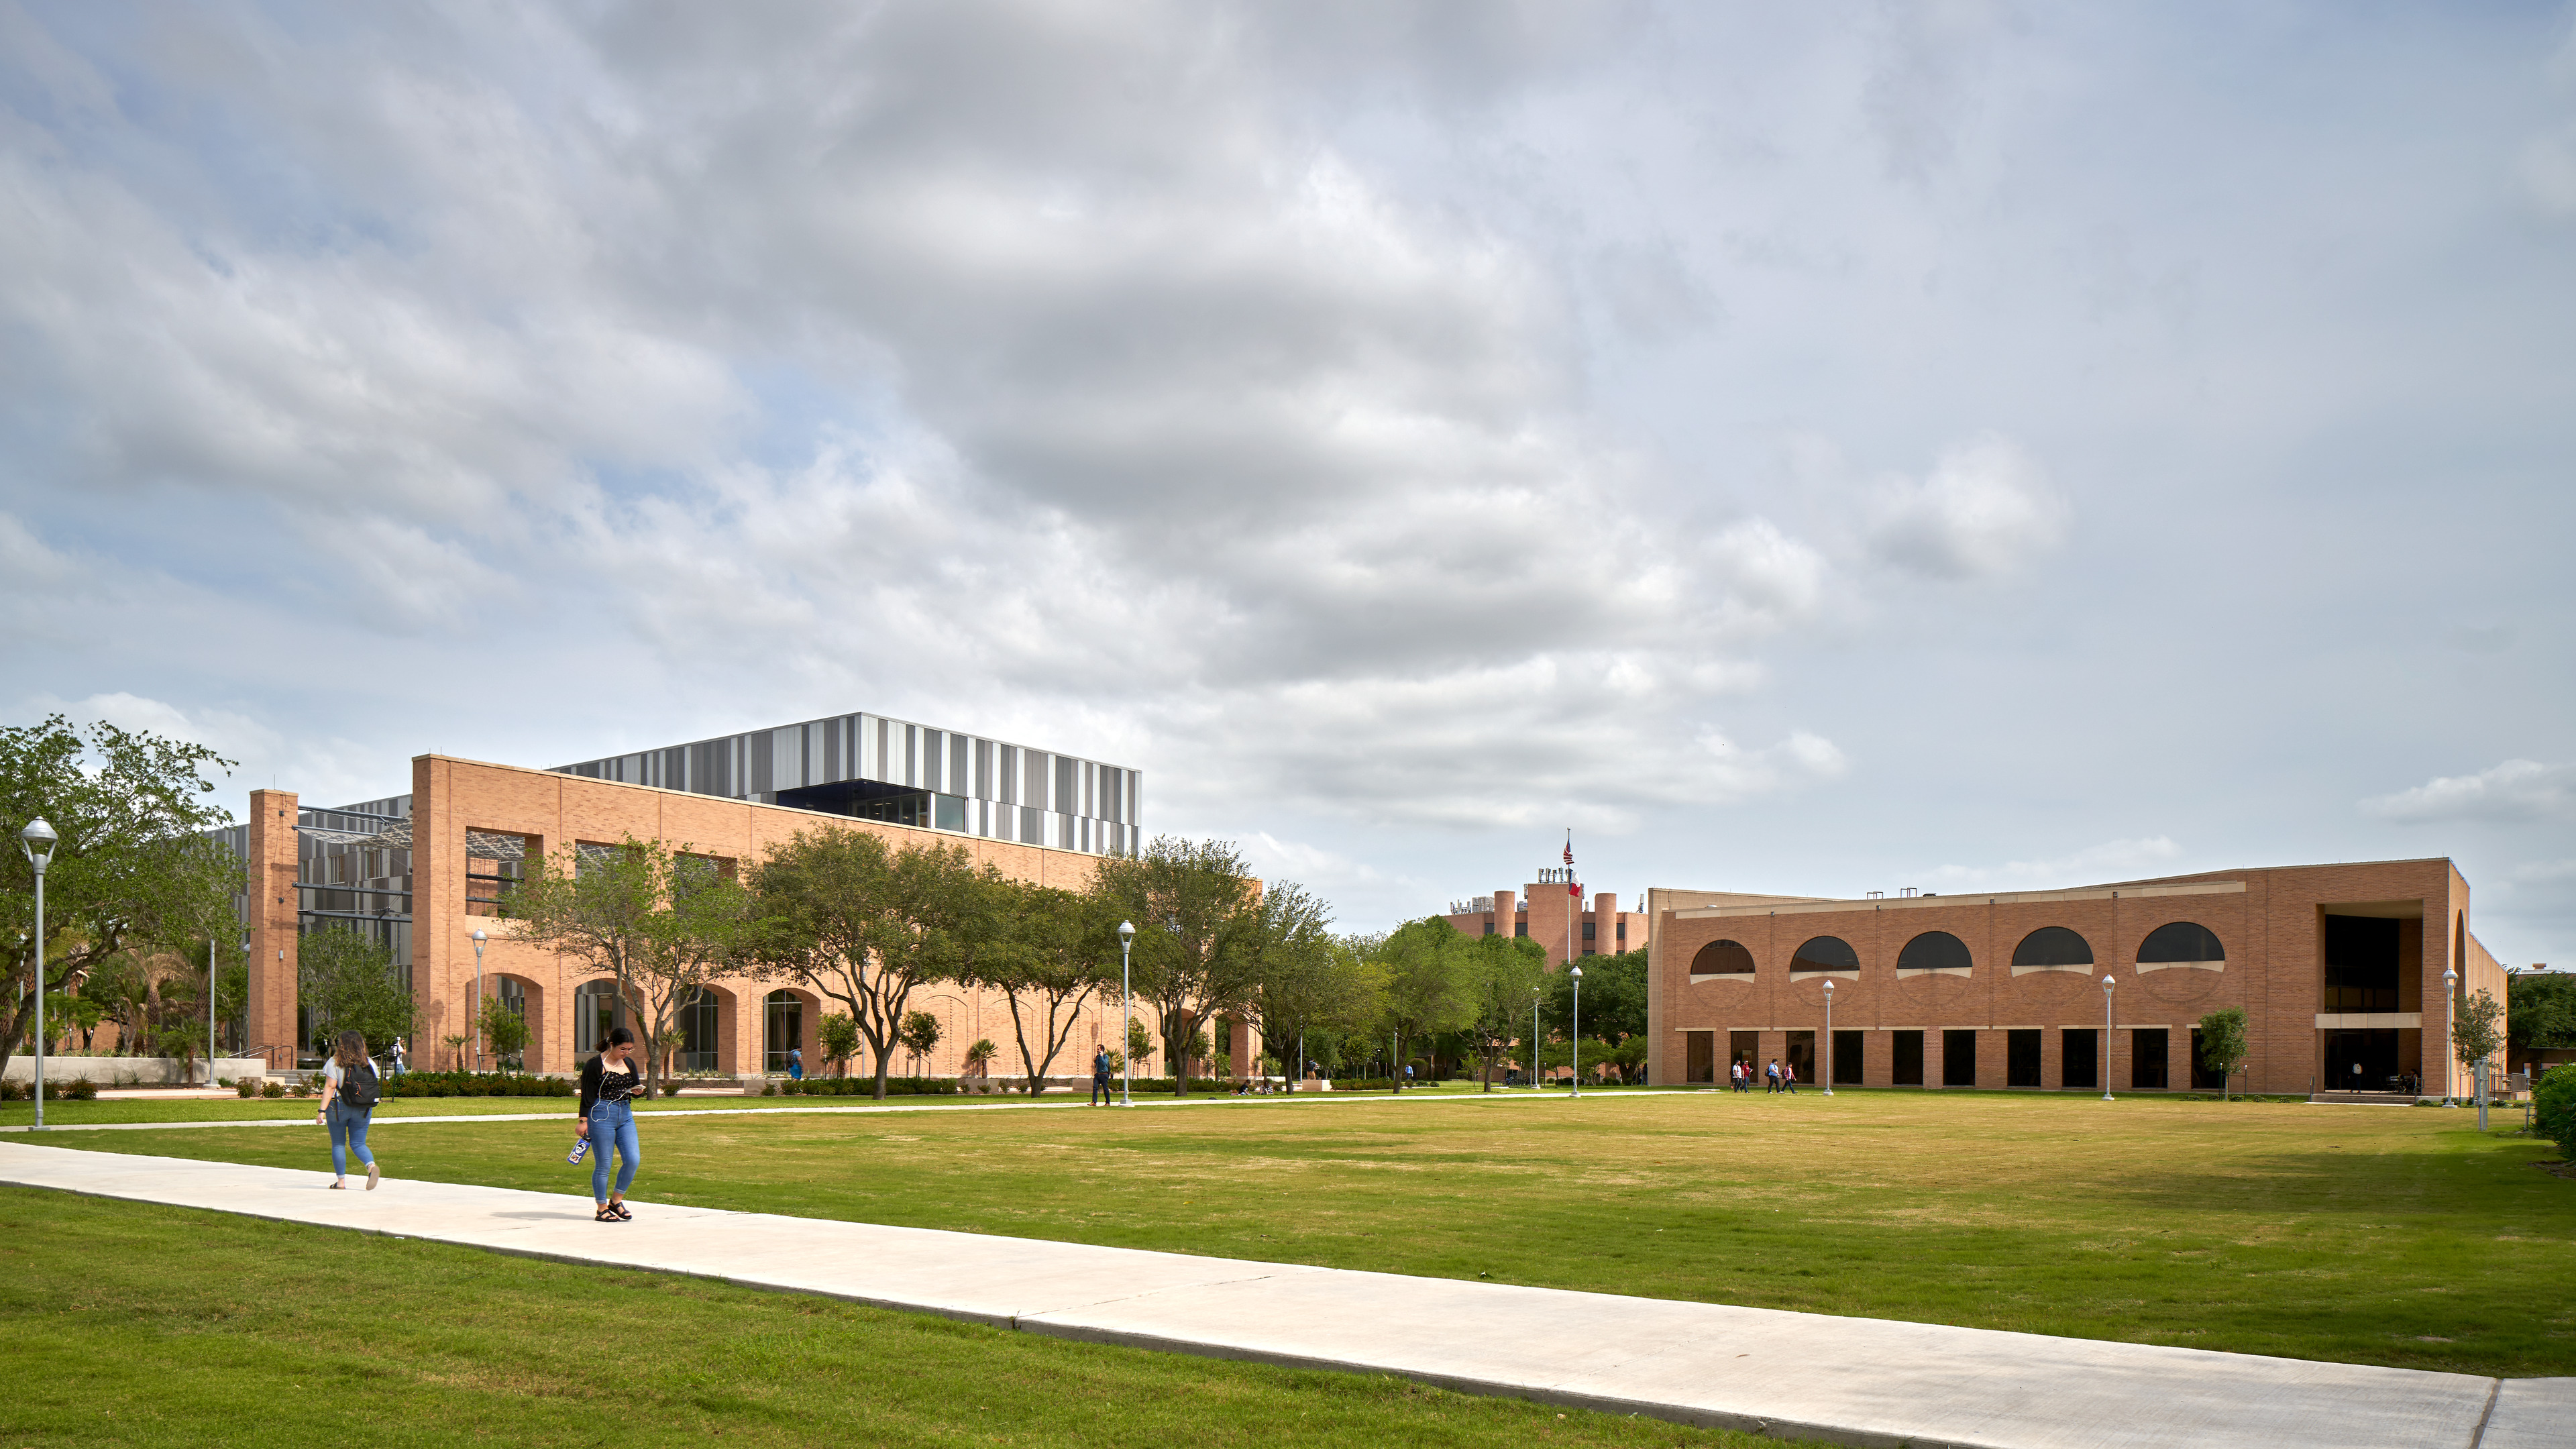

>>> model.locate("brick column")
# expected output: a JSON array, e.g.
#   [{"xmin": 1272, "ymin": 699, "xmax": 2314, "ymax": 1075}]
[{"xmin": 244, "ymin": 790, "xmax": 299, "ymax": 1072}]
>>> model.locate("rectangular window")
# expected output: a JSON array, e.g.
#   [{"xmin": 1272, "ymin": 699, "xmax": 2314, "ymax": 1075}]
[
  {"xmin": 1892, "ymin": 1030, "xmax": 1925, "ymax": 1085},
  {"xmin": 1483, "ymin": 917, "xmax": 1496, "ymax": 936},
  {"xmin": 1786, "ymin": 1030, "xmax": 1815, "ymax": 1083},
  {"xmin": 1615, "ymin": 922, "xmax": 1626, "ymax": 942},
  {"xmin": 1581, "ymin": 921, "xmax": 1596, "ymax": 941},
  {"xmin": 2131, "ymin": 1028, "xmax": 2169, "ymax": 1089},
  {"xmin": 1832, "ymin": 1030, "xmax": 1864, "ymax": 1084},
  {"xmin": 1942, "ymin": 1028, "xmax": 1978, "ymax": 1087},
  {"xmin": 2061, "ymin": 1028, "xmax": 2098, "ymax": 1089},
  {"xmin": 2007, "ymin": 1029, "xmax": 2042, "ymax": 1088},
  {"xmin": 1685, "ymin": 1030, "xmax": 1715, "ymax": 1084},
  {"xmin": 464, "ymin": 830, "xmax": 531, "ymax": 918},
  {"xmin": 1582, "ymin": 948, "xmax": 1597, "ymax": 957},
  {"xmin": 1514, "ymin": 920, "xmax": 1527, "ymax": 938},
  {"xmin": 935, "ymin": 794, "xmax": 967, "ymax": 833}
]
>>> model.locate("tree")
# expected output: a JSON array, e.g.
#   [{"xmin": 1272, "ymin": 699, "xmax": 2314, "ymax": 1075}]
[
  {"xmin": 477, "ymin": 994, "xmax": 529, "ymax": 1070},
  {"xmin": 2197, "ymin": 1007, "xmax": 2249, "ymax": 1101},
  {"xmin": 508, "ymin": 835, "xmax": 749, "ymax": 1101},
  {"xmin": 1462, "ymin": 933, "xmax": 1549, "ymax": 1090},
  {"xmin": 2454, "ymin": 987, "xmax": 2506, "ymax": 1091},
  {"xmin": 967, "ymin": 881, "xmax": 1114, "ymax": 1095},
  {"xmin": 2508, "ymin": 972, "xmax": 2576, "ymax": 1061},
  {"xmin": 1240, "ymin": 894, "xmax": 1374, "ymax": 1091},
  {"xmin": 3, "ymin": 716, "xmax": 241, "ymax": 1079},
  {"xmin": 899, "ymin": 1008, "xmax": 943, "ymax": 1075},
  {"xmin": 1550, "ymin": 947, "xmax": 1648, "ymax": 1079},
  {"xmin": 818, "ymin": 1012, "xmax": 862, "ymax": 1077},
  {"xmin": 1373, "ymin": 919, "xmax": 1479, "ymax": 1092},
  {"xmin": 962, "ymin": 1037, "xmax": 998, "ymax": 1077},
  {"xmin": 749, "ymin": 828, "xmax": 984, "ymax": 1100},
  {"xmin": 1089, "ymin": 837, "xmax": 1269, "ymax": 1094},
  {"xmin": 297, "ymin": 926, "xmax": 416, "ymax": 1059},
  {"xmin": 2534, "ymin": 1064, "xmax": 2576, "ymax": 1158}
]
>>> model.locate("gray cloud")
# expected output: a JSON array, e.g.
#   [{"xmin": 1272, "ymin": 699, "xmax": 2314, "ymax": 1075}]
[{"xmin": 2365, "ymin": 761, "xmax": 2576, "ymax": 826}]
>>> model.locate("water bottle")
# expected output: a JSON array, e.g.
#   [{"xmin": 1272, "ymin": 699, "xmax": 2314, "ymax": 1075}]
[{"xmin": 566, "ymin": 1136, "xmax": 590, "ymax": 1165}]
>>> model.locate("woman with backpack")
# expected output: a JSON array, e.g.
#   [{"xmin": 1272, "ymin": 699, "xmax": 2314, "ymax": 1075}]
[
  {"xmin": 578, "ymin": 1026, "xmax": 645, "ymax": 1223},
  {"xmin": 316, "ymin": 1029, "xmax": 382, "ymax": 1191}
]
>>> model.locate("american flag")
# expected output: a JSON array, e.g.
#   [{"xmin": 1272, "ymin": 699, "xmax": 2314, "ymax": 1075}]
[{"xmin": 1564, "ymin": 831, "xmax": 1579, "ymax": 896}]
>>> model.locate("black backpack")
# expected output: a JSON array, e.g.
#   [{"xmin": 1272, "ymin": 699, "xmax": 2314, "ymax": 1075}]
[{"xmin": 341, "ymin": 1059, "xmax": 381, "ymax": 1109}]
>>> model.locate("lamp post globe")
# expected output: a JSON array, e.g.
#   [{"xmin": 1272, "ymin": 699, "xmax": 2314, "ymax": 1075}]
[
  {"xmin": 1118, "ymin": 920, "xmax": 1136, "ymax": 1107},
  {"xmin": 2441, "ymin": 966, "xmax": 2459, "ymax": 1107},
  {"xmin": 1822, "ymin": 978, "xmax": 1835, "ymax": 1096},
  {"xmin": 1570, "ymin": 964, "xmax": 1583, "ymax": 1097},
  {"xmin": 20, "ymin": 818, "xmax": 58, "ymax": 1131},
  {"xmin": 2100, "ymin": 975, "xmax": 2116, "ymax": 1102}
]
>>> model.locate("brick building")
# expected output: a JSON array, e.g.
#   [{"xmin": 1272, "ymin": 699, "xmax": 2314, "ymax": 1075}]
[
  {"xmin": 1441, "ymin": 873, "xmax": 1646, "ymax": 967},
  {"xmin": 1644, "ymin": 859, "xmax": 2511, "ymax": 1099},
  {"xmin": 215, "ymin": 710, "xmax": 1240, "ymax": 1082}
]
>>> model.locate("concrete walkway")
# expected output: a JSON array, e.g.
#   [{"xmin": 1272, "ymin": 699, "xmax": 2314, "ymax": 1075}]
[{"xmin": 1, "ymin": 1142, "xmax": 2562, "ymax": 1448}]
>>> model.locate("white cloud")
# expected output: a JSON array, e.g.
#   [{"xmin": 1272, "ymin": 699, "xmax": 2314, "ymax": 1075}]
[
  {"xmin": 2520, "ymin": 121, "xmax": 2576, "ymax": 217},
  {"xmin": 2363, "ymin": 760, "xmax": 2576, "ymax": 824},
  {"xmin": 1864, "ymin": 433, "xmax": 2070, "ymax": 581},
  {"xmin": 1917, "ymin": 836, "xmax": 2184, "ymax": 893}
]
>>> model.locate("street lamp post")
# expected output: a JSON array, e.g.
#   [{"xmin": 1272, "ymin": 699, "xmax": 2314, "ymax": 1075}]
[
  {"xmin": 205, "ymin": 936, "xmax": 218, "ymax": 1085},
  {"xmin": 2100, "ymin": 975, "xmax": 2116, "ymax": 1102},
  {"xmin": 470, "ymin": 929, "xmax": 487, "ymax": 1074},
  {"xmin": 1823, "ymin": 978, "xmax": 1835, "ymax": 1096},
  {"xmin": 1118, "ymin": 920, "xmax": 1134, "ymax": 1107},
  {"xmin": 2442, "ymin": 966, "xmax": 2458, "ymax": 1108},
  {"xmin": 1570, "ymin": 964, "xmax": 1584, "ymax": 1097},
  {"xmin": 21, "ymin": 819, "xmax": 58, "ymax": 1130}
]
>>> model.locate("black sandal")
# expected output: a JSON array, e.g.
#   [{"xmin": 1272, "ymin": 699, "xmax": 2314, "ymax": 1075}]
[
  {"xmin": 595, "ymin": 1204, "xmax": 621, "ymax": 1223},
  {"xmin": 610, "ymin": 1201, "xmax": 633, "ymax": 1221}
]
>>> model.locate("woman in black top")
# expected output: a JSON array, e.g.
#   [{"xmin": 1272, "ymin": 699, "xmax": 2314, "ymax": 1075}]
[{"xmin": 578, "ymin": 1026, "xmax": 644, "ymax": 1222}]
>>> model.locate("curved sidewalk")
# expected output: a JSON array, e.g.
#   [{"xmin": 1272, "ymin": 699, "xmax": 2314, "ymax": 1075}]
[{"xmin": 1, "ymin": 1141, "xmax": 2561, "ymax": 1449}]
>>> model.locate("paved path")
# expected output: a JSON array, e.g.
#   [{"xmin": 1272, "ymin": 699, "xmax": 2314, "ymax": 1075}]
[{"xmin": 5, "ymin": 1143, "xmax": 2563, "ymax": 1448}]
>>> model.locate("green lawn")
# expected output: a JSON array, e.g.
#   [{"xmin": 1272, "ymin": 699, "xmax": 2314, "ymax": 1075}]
[
  {"xmin": 32, "ymin": 1089, "xmax": 2576, "ymax": 1377},
  {"xmin": 0, "ymin": 1186, "xmax": 1756, "ymax": 1449}
]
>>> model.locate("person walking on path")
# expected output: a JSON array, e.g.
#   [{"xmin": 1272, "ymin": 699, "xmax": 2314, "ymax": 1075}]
[
  {"xmin": 388, "ymin": 1036, "xmax": 407, "ymax": 1079},
  {"xmin": 317, "ymin": 1030, "xmax": 382, "ymax": 1191},
  {"xmin": 1090, "ymin": 1045, "xmax": 1113, "ymax": 1106},
  {"xmin": 1784, "ymin": 1058, "xmax": 1799, "ymax": 1094},
  {"xmin": 1766, "ymin": 1059, "xmax": 1782, "ymax": 1094},
  {"xmin": 788, "ymin": 1046, "xmax": 804, "ymax": 1082},
  {"xmin": 579, "ymin": 1026, "xmax": 645, "ymax": 1223}
]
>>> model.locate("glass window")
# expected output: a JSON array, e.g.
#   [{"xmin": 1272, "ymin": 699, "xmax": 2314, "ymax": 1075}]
[
  {"xmin": 676, "ymin": 987, "xmax": 719, "ymax": 1073},
  {"xmin": 2139, "ymin": 922, "xmax": 2224, "ymax": 964},
  {"xmin": 935, "ymin": 794, "xmax": 967, "ymax": 832},
  {"xmin": 574, "ymin": 980, "xmax": 621, "ymax": 1057},
  {"xmin": 2012, "ymin": 926, "xmax": 2093, "ymax": 967},
  {"xmin": 1897, "ymin": 931, "xmax": 1972, "ymax": 972},
  {"xmin": 1790, "ymin": 935, "xmax": 1858, "ymax": 972},
  {"xmin": 464, "ymin": 829, "xmax": 531, "ymax": 918},
  {"xmin": 764, "ymin": 989, "xmax": 805, "ymax": 1075},
  {"xmin": 1689, "ymin": 940, "xmax": 1756, "ymax": 975}
]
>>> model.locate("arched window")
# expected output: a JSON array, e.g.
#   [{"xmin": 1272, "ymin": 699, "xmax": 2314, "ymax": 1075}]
[
  {"xmin": 1897, "ymin": 931, "xmax": 1972, "ymax": 973},
  {"xmin": 2139, "ymin": 922, "xmax": 2224, "ymax": 966},
  {"xmin": 2012, "ymin": 927, "xmax": 2093, "ymax": 968},
  {"xmin": 764, "ymin": 989, "xmax": 806, "ymax": 1074},
  {"xmin": 675, "ymin": 987, "xmax": 720, "ymax": 1073},
  {"xmin": 1790, "ymin": 936, "xmax": 1858, "ymax": 973},
  {"xmin": 1690, "ymin": 940, "xmax": 1756, "ymax": 975}
]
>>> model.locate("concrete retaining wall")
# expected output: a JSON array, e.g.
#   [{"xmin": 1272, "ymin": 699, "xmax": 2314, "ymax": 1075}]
[{"xmin": 3, "ymin": 1056, "xmax": 268, "ymax": 1085}]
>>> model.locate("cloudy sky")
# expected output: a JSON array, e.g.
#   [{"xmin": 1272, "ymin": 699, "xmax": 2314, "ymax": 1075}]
[{"xmin": 4, "ymin": 2, "xmax": 2572, "ymax": 963}]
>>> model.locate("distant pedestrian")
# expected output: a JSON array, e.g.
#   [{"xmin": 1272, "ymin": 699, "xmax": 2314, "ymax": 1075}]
[
  {"xmin": 1091, "ymin": 1045, "xmax": 1113, "ymax": 1106},
  {"xmin": 1766, "ymin": 1059, "xmax": 1781, "ymax": 1094},
  {"xmin": 317, "ymin": 1030, "xmax": 382, "ymax": 1191},
  {"xmin": 580, "ymin": 1026, "xmax": 645, "ymax": 1224},
  {"xmin": 388, "ymin": 1036, "xmax": 407, "ymax": 1079},
  {"xmin": 1784, "ymin": 1059, "xmax": 1799, "ymax": 1094},
  {"xmin": 788, "ymin": 1046, "xmax": 804, "ymax": 1081}
]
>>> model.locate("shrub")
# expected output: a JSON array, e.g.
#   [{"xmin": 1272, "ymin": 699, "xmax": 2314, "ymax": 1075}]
[
  {"xmin": 59, "ymin": 1078, "xmax": 98, "ymax": 1101},
  {"xmin": 235, "ymin": 1079, "xmax": 257, "ymax": 1098},
  {"xmin": 2536, "ymin": 1064, "xmax": 2576, "ymax": 1159},
  {"xmin": 761, "ymin": 1082, "xmax": 778, "ymax": 1096},
  {"xmin": 0, "ymin": 1080, "xmax": 24, "ymax": 1102},
  {"xmin": 261, "ymin": 1081, "xmax": 286, "ymax": 1099}
]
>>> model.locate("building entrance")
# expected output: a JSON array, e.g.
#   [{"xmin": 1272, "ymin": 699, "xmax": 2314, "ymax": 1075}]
[
  {"xmin": 1785, "ymin": 1031, "xmax": 1815, "ymax": 1085},
  {"xmin": 2322, "ymin": 1028, "xmax": 2404, "ymax": 1093},
  {"xmin": 1685, "ymin": 1030, "xmax": 1714, "ymax": 1084}
]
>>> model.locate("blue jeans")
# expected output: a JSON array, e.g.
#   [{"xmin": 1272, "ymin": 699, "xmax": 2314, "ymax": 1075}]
[
  {"xmin": 1090, "ymin": 1074, "xmax": 1110, "ymax": 1105},
  {"xmin": 327, "ymin": 1100, "xmax": 374, "ymax": 1176},
  {"xmin": 589, "ymin": 1100, "xmax": 640, "ymax": 1201}
]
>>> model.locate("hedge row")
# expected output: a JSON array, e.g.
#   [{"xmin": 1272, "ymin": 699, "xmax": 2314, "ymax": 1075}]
[
  {"xmin": 386, "ymin": 1071, "xmax": 574, "ymax": 1098},
  {"xmin": 766, "ymin": 1077, "xmax": 959, "ymax": 1097}
]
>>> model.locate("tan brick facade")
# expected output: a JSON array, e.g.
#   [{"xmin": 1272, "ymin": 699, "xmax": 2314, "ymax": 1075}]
[
  {"xmin": 258, "ymin": 755, "xmax": 1250, "ymax": 1081},
  {"xmin": 1442, "ymin": 885, "xmax": 1645, "ymax": 967},
  {"xmin": 1644, "ymin": 858, "xmax": 2508, "ymax": 1098}
]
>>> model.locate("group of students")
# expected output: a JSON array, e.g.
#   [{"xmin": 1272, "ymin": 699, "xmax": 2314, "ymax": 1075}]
[
  {"xmin": 311, "ymin": 1025, "xmax": 648, "ymax": 1225},
  {"xmin": 1727, "ymin": 1056, "xmax": 1800, "ymax": 1093}
]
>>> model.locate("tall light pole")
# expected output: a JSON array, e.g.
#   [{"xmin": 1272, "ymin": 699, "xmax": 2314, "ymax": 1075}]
[
  {"xmin": 206, "ymin": 936, "xmax": 218, "ymax": 1085},
  {"xmin": 1570, "ymin": 964, "xmax": 1584, "ymax": 1097},
  {"xmin": 470, "ymin": 928, "xmax": 487, "ymax": 1073},
  {"xmin": 21, "ymin": 818, "xmax": 58, "ymax": 1130},
  {"xmin": 2100, "ymin": 974, "xmax": 2116, "ymax": 1102},
  {"xmin": 1822, "ymin": 978, "xmax": 1836, "ymax": 1096},
  {"xmin": 1532, "ymin": 987, "xmax": 1542, "ymax": 1089},
  {"xmin": 1118, "ymin": 920, "xmax": 1134, "ymax": 1107},
  {"xmin": 2441, "ymin": 966, "xmax": 2458, "ymax": 1108}
]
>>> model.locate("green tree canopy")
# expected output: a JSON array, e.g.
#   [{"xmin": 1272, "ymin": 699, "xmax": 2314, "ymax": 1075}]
[
  {"xmin": 1089, "ymin": 836, "xmax": 1269, "ymax": 1092},
  {"xmin": 298, "ymin": 926, "xmax": 416, "ymax": 1059},
  {"xmin": 1462, "ymin": 932, "xmax": 1548, "ymax": 1089},
  {"xmin": 2197, "ymin": 1006, "xmax": 2249, "ymax": 1099},
  {"xmin": 2508, "ymin": 972, "xmax": 2576, "ymax": 1053},
  {"xmin": 1372, "ymin": 918, "xmax": 1479, "ymax": 1090},
  {"xmin": 3, "ymin": 715, "xmax": 240, "ymax": 1075}
]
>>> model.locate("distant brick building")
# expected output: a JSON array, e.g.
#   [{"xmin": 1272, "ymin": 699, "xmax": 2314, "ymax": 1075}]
[
  {"xmin": 1441, "ymin": 874, "xmax": 1646, "ymax": 968},
  {"xmin": 1644, "ymin": 859, "xmax": 2512, "ymax": 1099}
]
